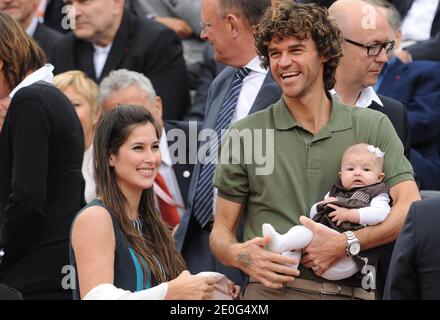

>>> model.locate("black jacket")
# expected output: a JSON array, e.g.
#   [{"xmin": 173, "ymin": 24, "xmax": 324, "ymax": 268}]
[
  {"xmin": 384, "ymin": 198, "xmax": 440, "ymax": 299},
  {"xmin": 52, "ymin": 10, "xmax": 190, "ymax": 120},
  {"xmin": 0, "ymin": 82, "xmax": 84, "ymax": 299},
  {"xmin": 370, "ymin": 95, "xmax": 411, "ymax": 160},
  {"xmin": 33, "ymin": 22, "xmax": 63, "ymax": 62}
]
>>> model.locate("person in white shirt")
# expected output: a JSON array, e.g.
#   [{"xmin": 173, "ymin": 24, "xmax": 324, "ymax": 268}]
[{"xmin": 329, "ymin": 0, "xmax": 411, "ymax": 159}]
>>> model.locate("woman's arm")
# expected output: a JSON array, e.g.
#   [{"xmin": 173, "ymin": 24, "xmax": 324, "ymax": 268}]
[
  {"xmin": 71, "ymin": 206, "xmax": 116, "ymax": 299},
  {"xmin": 72, "ymin": 206, "xmax": 226, "ymax": 300}
]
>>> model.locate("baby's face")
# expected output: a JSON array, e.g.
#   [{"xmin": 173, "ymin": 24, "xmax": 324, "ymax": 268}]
[{"xmin": 340, "ymin": 152, "xmax": 384, "ymax": 190}]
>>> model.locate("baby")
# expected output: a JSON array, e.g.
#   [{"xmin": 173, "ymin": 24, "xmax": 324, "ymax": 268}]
[
  {"xmin": 310, "ymin": 143, "xmax": 390, "ymax": 230},
  {"xmin": 263, "ymin": 143, "xmax": 391, "ymax": 280}
]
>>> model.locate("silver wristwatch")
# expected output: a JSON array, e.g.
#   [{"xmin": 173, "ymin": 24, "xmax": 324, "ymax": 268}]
[{"xmin": 344, "ymin": 231, "xmax": 360, "ymax": 257}]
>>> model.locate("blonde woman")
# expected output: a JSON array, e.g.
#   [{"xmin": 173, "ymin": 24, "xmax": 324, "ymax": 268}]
[{"xmin": 54, "ymin": 71, "xmax": 100, "ymax": 203}]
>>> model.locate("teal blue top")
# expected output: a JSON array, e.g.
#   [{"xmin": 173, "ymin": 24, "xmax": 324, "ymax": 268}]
[{"xmin": 69, "ymin": 199, "xmax": 158, "ymax": 299}]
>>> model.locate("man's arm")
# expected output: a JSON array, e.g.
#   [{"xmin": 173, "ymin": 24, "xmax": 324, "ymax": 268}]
[
  {"xmin": 355, "ymin": 180, "xmax": 420, "ymax": 249},
  {"xmin": 301, "ymin": 180, "xmax": 420, "ymax": 276},
  {"xmin": 155, "ymin": 17, "xmax": 194, "ymax": 39},
  {"xmin": 406, "ymin": 33, "xmax": 440, "ymax": 62},
  {"xmin": 209, "ymin": 196, "xmax": 299, "ymax": 289}
]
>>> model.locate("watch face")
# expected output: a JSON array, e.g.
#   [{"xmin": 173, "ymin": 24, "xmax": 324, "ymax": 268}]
[{"xmin": 350, "ymin": 242, "xmax": 361, "ymax": 255}]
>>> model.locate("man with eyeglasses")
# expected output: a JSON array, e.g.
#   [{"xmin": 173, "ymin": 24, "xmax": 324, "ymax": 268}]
[
  {"xmin": 329, "ymin": 0, "xmax": 412, "ymax": 299},
  {"xmin": 329, "ymin": 0, "xmax": 410, "ymax": 159},
  {"xmin": 52, "ymin": 0, "xmax": 190, "ymax": 121}
]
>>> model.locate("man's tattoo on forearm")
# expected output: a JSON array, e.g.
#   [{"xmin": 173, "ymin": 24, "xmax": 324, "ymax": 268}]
[{"xmin": 236, "ymin": 251, "xmax": 253, "ymax": 268}]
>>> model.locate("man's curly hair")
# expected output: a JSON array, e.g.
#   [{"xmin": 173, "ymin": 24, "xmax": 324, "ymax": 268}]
[{"xmin": 254, "ymin": 1, "xmax": 343, "ymax": 91}]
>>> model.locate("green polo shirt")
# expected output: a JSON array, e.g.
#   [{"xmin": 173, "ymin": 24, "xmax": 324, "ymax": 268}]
[{"xmin": 214, "ymin": 97, "xmax": 413, "ymax": 242}]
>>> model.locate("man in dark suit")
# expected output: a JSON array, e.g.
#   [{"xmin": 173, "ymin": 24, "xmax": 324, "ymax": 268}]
[
  {"xmin": 99, "ymin": 69, "xmax": 196, "ymax": 229},
  {"xmin": 52, "ymin": 0, "xmax": 190, "ymax": 120},
  {"xmin": 174, "ymin": 0, "xmax": 276, "ymax": 286},
  {"xmin": 377, "ymin": 59, "xmax": 440, "ymax": 189},
  {"xmin": 329, "ymin": 1, "xmax": 411, "ymax": 157},
  {"xmin": 0, "ymin": 0, "xmax": 62, "ymax": 61},
  {"xmin": 373, "ymin": 0, "xmax": 440, "ymax": 190},
  {"xmin": 384, "ymin": 197, "xmax": 440, "ymax": 299}
]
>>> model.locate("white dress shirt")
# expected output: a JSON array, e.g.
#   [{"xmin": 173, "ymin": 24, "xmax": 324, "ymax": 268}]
[
  {"xmin": 401, "ymin": 0, "xmax": 440, "ymax": 41},
  {"xmin": 26, "ymin": 16, "xmax": 39, "ymax": 37},
  {"xmin": 331, "ymin": 86, "xmax": 383, "ymax": 108},
  {"xmin": 92, "ymin": 43, "xmax": 112, "ymax": 79},
  {"xmin": 36, "ymin": 0, "xmax": 48, "ymax": 22},
  {"xmin": 212, "ymin": 56, "xmax": 268, "ymax": 215},
  {"xmin": 159, "ymin": 128, "xmax": 185, "ymax": 217},
  {"xmin": 231, "ymin": 55, "xmax": 268, "ymax": 123}
]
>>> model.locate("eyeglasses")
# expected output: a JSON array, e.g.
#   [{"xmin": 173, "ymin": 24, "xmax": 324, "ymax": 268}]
[
  {"xmin": 344, "ymin": 38, "xmax": 395, "ymax": 56},
  {"xmin": 200, "ymin": 21, "xmax": 213, "ymax": 33}
]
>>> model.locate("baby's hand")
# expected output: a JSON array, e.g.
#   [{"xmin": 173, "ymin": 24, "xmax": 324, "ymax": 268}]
[
  {"xmin": 322, "ymin": 197, "xmax": 338, "ymax": 205},
  {"xmin": 327, "ymin": 204, "xmax": 359, "ymax": 226}
]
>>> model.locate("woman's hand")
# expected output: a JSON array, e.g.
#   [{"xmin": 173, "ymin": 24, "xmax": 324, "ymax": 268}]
[{"xmin": 165, "ymin": 270, "xmax": 217, "ymax": 300}]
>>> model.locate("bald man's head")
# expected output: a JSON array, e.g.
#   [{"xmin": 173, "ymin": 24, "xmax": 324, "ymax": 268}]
[
  {"xmin": 330, "ymin": 0, "xmax": 391, "ymax": 96},
  {"xmin": 329, "ymin": 0, "xmax": 387, "ymax": 39}
]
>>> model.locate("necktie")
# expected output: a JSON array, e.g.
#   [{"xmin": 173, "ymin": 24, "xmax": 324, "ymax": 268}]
[
  {"xmin": 193, "ymin": 67, "xmax": 251, "ymax": 228},
  {"xmin": 154, "ymin": 173, "xmax": 180, "ymax": 228}
]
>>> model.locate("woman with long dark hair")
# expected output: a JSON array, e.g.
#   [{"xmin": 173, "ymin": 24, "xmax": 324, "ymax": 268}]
[{"xmin": 70, "ymin": 105, "xmax": 238, "ymax": 299}]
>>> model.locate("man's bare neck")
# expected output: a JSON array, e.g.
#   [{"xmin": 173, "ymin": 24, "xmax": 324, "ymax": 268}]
[{"xmin": 284, "ymin": 90, "xmax": 332, "ymax": 135}]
